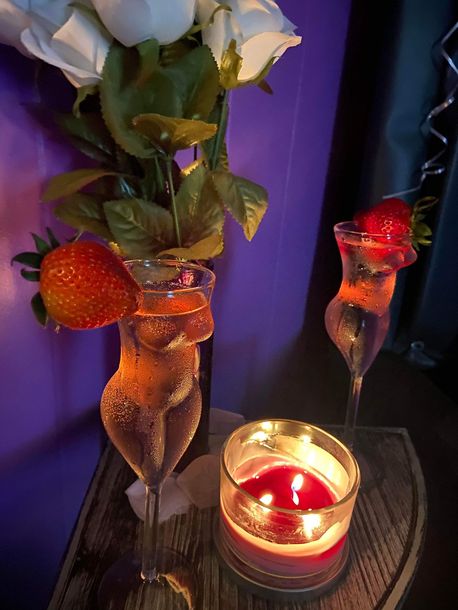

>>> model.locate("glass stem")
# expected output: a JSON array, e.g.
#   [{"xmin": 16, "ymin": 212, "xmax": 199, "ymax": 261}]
[
  {"xmin": 344, "ymin": 375, "xmax": 363, "ymax": 450},
  {"xmin": 141, "ymin": 484, "xmax": 161, "ymax": 582}
]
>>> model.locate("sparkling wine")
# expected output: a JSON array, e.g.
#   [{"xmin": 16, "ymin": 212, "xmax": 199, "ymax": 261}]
[
  {"xmin": 101, "ymin": 290, "xmax": 214, "ymax": 487},
  {"xmin": 325, "ymin": 229, "xmax": 416, "ymax": 377}
]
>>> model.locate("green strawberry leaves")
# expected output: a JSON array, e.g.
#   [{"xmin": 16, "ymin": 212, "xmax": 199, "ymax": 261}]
[
  {"xmin": 12, "ymin": 229, "xmax": 62, "ymax": 327},
  {"xmin": 31, "ymin": 292, "xmax": 48, "ymax": 327},
  {"xmin": 411, "ymin": 196, "xmax": 438, "ymax": 249}
]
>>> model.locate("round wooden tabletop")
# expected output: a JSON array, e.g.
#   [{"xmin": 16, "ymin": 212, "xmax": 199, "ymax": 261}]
[{"xmin": 49, "ymin": 427, "xmax": 426, "ymax": 610}]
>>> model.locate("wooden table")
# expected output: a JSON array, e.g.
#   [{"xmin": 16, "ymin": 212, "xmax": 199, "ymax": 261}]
[{"xmin": 48, "ymin": 427, "xmax": 426, "ymax": 610}]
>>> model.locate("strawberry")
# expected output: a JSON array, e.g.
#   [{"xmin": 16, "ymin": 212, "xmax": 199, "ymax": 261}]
[
  {"xmin": 354, "ymin": 198, "xmax": 412, "ymax": 237},
  {"xmin": 354, "ymin": 196, "xmax": 437, "ymax": 249},
  {"xmin": 13, "ymin": 233, "xmax": 142, "ymax": 329}
]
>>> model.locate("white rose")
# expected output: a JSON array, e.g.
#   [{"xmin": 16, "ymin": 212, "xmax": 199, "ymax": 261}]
[
  {"xmin": 19, "ymin": 0, "xmax": 111, "ymax": 87},
  {"xmin": 197, "ymin": 0, "xmax": 301, "ymax": 82},
  {"xmin": 0, "ymin": 0, "xmax": 30, "ymax": 54},
  {"xmin": 92, "ymin": 0, "xmax": 197, "ymax": 47}
]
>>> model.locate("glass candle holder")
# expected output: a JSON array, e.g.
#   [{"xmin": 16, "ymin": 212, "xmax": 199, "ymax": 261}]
[{"xmin": 216, "ymin": 420, "xmax": 360, "ymax": 598}]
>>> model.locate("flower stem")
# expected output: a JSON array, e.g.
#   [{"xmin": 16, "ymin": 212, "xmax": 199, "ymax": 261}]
[
  {"xmin": 211, "ymin": 90, "xmax": 229, "ymax": 171},
  {"xmin": 166, "ymin": 157, "xmax": 182, "ymax": 248}
]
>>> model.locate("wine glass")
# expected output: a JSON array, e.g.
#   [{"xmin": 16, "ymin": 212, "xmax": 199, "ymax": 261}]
[
  {"xmin": 325, "ymin": 223, "xmax": 417, "ymax": 450},
  {"xmin": 98, "ymin": 259, "xmax": 215, "ymax": 608}
]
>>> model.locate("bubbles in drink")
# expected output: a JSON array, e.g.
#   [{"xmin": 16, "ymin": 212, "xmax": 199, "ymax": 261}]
[{"xmin": 101, "ymin": 288, "xmax": 213, "ymax": 487}]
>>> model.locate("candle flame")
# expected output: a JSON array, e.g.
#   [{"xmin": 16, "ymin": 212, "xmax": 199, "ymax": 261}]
[
  {"xmin": 291, "ymin": 473, "xmax": 304, "ymax": 506},
  {"xmin": 291, "ymin": 474, "xmax": 304, "ymax": 491}
]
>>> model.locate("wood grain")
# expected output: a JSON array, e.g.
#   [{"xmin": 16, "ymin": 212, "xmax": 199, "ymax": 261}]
[{"xmin": 48, "ymin": 428, "xmax": 426, "ymax": 610}]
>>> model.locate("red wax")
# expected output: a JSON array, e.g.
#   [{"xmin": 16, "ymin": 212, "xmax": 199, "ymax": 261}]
[
  {"xmin": 240, "ymin": 465, "xmax": 335, "ymax": 510},
  {"xmin": 220, "ymin": 462, "xmax": 347, "ymax": 577}
]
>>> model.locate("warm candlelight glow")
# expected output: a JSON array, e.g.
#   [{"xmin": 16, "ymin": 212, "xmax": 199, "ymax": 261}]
[
  {"xmin": 302, "ymin": 513, "xmax": 323, "ymax": 540},
  {"xmin": 218, "ymin": 420, "xmax": 360, "ymax": 593},
  {"xmin": 301, "ymin": 434, "xmax": 312, "ymax": 445},
  {"xmin": 248, "ymin": 430, "xmax": 269, "ymax": 443},
  {"xmin": 260, "ymin": 493, "xmax": 273, "ymax": 506},
  {"xmin": 291, "ymin": 473, "xmax": 304, "ymax": 506}
]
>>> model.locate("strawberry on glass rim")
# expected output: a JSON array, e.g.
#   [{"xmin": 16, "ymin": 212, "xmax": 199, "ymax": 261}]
[
  {"xmin": 12, "ymin": 231, "xmax": 142, "ymax": 329},
  {"xmin": 354, "ymin": 196, "xmax": 437, "ymax": 249}
]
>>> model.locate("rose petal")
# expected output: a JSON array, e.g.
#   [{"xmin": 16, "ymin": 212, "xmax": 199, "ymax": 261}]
[
  {"xmin": 209, "ymin": 407, "xmax": 245, "ymax": 435},
  {"xmin": 282, "ymin": 15, "xmax": 298, "ymax": 35},
  {"xmin": 177, "ymin": 454, "xmax": 220, "ymax": 509},
  {"xmin": 198, "ymin": 0, "xmax": 241, "ymax": 65},
  {"xmin": 21, "ymin": 17, "xmax": 108, "ymax": 87},
  {"xmin": 226, "ymin": 0, "xmax": 284, "ymax": 41},
  {"xmin": 29, "ymin": 0, "xmax": 73, "ymax": 33},
  {"xmin": 52, "ymin": 9, "xmax": 110, "ymax": 75},
  {"xmin": 93, "ymin": 0, "xmax": 196, "ymax": 47},
  {"xmin": 0, "ymin": 0, "xmax": 31, "ymax": 55},
  {"xmin": 238, "ymin": 31, "xmax": 301, "ymax": 82},
  {"xmin": 125, "ymin": 477, "xmax": 191, "ymax": 523}
]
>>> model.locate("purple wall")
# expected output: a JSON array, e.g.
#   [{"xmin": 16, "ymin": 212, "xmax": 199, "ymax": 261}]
[
  {"xmin": 0, "ymin": 50, "xmax": 111, "ymax": 608},
  {"xmin": 212, "ymin": 0, "xmax": 351, "ymax": 415},
  {"xmin": 0, "ymin": 2, "xmax": 351, "ymax": 607}
]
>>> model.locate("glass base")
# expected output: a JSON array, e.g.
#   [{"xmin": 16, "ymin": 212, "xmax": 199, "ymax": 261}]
[
  {"xmin": 214, "ymin": 518, "xmax": 349, "ymax": 601},
  {"xmin": 97, "ymin": 549, "xmax": 196, "ymax": 610}
]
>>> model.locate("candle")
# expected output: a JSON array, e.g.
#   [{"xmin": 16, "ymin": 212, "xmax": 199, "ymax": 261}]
[{"xmin": 217, "ymin": 420, "xmax": 360, "ymax": 594}]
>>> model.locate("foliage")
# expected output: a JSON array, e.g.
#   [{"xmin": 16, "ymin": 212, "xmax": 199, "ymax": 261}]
[{"xmin": 40, "ymin": 35, "xmax": 270, "ymax": 261}]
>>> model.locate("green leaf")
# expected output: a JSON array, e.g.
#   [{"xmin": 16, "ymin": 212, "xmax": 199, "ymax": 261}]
[
  {"xmin": 165, "ymin": 45, "xmax": 220, "ymax": 120},
  {"xmin": 257, "ymin": 79, "xmax": 273, "ymax": 95},
  {"xmin": 212, "ymin": 171, "xmax": 268, "ymax": 240},
  {"xmin": 159, "ymin": 233, "xmax": 223, "ymax": 261},
  {"xmin": 104, "ymin": 198, "xmax": 174, "ymax": 257},
  {"xmin": 175, "ymin": 164, "xmax": 224, "ymax": 245},
  {"xmin": 132, "ymin": 113, "xmax": 217, "ymax": 155},
  {"xmin": 54, "ymin": 193, "xmax": 115, "ymax": 241},
  {"xmin": 21, "ymin": 269, "xmax": 40, "ymax": 281},
  {"xmin": 100, "ymin": 42, "xmax": 182, "ymax": 158},
  {"xmin": 415, "ymin": 222, "xmax": 432, "ymax": 237},
  {"xmin": 136, "ymin": 39, "xmax": 160, "ymax": 85},
  {"xmin": 160, "ymin": 40, "xmax": 196, "ymax": 67},
  {"xmin": 73, "ymin": 84, "xmax": 98, "ymax": 117},
  {"xmin": 42, "ymin": 169, "xmax": 120, "ymax": 202},
  {"xmin": 31, "ymin": 292, "xmax": 48, "ymax": 327},
  {"xmin": 220, "ymin": 40, "xmax": 243, "ymax": 90},
  {"xmin": 56, "ymin": 111, "xmax": 116, "ymax": 163},
  {"xmin": 31, "ymin": 233, "xmax": 51, "ymax": 255},
  {"xmin": 201, "ymin": 96, "xmax": 229, "ymax": 170},
  {"xmin": 46, "ymin": 227, "xmax": 60, "ymax": 249},
  {"xmin": 11, "ymin": 252, "xmax": 43, "ymax": 269}
]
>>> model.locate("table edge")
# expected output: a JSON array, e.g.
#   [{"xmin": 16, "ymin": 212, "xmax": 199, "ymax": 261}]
[{"xmin": 377, "ymin": 429, "xmax": 428, "ymax": 610}]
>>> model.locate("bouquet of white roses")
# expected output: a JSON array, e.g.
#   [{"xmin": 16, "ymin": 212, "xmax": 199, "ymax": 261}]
[{"xmin": 1, "ymin": 0, "xmax": 301, "ymax": 261}]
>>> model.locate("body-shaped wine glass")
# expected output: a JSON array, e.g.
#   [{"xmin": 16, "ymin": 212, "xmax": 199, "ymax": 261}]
[
  {"xmin": 99, "ymin": 259, "xmax": 215, "ymax": 608},
  {"xmin": 325, "ymin": 223, "xmax": 417, "ymax": 449}
]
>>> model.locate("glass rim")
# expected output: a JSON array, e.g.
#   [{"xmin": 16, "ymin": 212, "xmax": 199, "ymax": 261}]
[
  {"xmin": 221, "ymin": 419, "xmax": 360, "ymax": 516},
  {"xmin": 125, "ymin": 258, "xmax": 216, "ymax": 293},
  {"xmin": 334, "ymin": 221, "xmax": 412, "ymax": 241}
]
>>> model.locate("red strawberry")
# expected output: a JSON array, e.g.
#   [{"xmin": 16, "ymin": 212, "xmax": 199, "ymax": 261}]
[
  {"xmin": 354, "ymin": 196, "xmax": 437, "ymax": 249},
  {"xmin": 354, "ymin": 198, "xmax": 412, "ymax": 237},
  {"xmin": 39, "ymin": 241, "xmax": 142, "ymax": 329}
]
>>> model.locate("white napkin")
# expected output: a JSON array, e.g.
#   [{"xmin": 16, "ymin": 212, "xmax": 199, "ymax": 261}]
[{"xmin": 125, "ymin": 408, "xmax": 245, "ymax": 522}]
